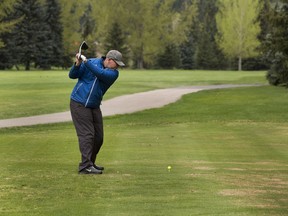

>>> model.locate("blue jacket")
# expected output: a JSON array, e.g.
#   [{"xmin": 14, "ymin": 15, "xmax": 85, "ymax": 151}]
[{"xmin": 69, "ymin": 57, "xmax": 119, "ymax": 108}]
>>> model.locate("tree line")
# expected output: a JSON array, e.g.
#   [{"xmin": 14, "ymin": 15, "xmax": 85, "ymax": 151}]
[{"xmin": 0, "ymin": 0, "xmax": 287, "ymax": 85}]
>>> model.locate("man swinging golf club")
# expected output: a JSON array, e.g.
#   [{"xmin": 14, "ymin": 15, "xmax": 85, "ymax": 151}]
[{"xmin": 69, "ymin": 41, "xmax": 125, "ymax": 174}]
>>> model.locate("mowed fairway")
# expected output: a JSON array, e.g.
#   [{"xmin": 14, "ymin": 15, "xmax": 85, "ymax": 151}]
[
  {"xmin": 0, "ymin": 70, "xmax": 287, "ymax": 215},
  {"xmin": 0, "ymin": 70, "xmax": 265, "ymax": 119}
]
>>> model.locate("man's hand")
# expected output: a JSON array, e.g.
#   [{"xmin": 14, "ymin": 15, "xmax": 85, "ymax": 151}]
[
  {"xmin": 75, "ymin": 53, "xmax": 87, "ymax": 66},
  {"xmin": 80, "ymin": 54, "xmax": 87, "ymax": 62}
]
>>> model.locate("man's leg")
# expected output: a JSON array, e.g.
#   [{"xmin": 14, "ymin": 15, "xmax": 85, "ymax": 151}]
[
  {"xmin": 70, "ymin": 100, "xmax": 95, "ymax": 172},
  {"xmin": 91, "ymin": 108, "xmax": 104, "ymax": 165}
]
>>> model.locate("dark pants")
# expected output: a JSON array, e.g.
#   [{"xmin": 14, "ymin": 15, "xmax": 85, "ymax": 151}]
[{"xmin": 70, "ymin": 100, "xmax": 104, "ymax": 172}]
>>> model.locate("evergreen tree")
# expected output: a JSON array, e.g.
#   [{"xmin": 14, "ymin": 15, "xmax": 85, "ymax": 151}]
[
  {"xmin": 79, "ymin": 3, "xmax": 95, "ymax": 41},
  {"xmin": 0, "ymin": 32, "xmax": 14, "ymax": 69},
  {"xmin": 175, "ymin": 0, "xmax": 198, "ymax": 69},
  {"xmin": 258, "ymin": 0, "xmax": 278, "ymax": 69},
  {"xmin": 195, "ymin": 0, "xmax": 226, "ymax": 69},
  {"xmin": 2, "ymin": 0, "xmax": 52, "ymax": 70},
  {"xmin": 0, "ymin": 0, "xmax": 17, "ymax": 48},
  {"xmin": 264, "ymin": 0, "xmax": 288, "ymax": 85},
  {"xmin": 103, "ymin": 22, "xmax": 129, "ymax": 66},
  {"xmin": 179, "ymin": 26, "xmax": 197, "ymax": 69},
  {"xmin": 77, "ymin": 3, "xmax": 96, "ymax": 59},
  {"xmin": 43, "ymin": 0, "xmax": 66, "ymax": 68},
  {"xmin": 0, "ymin": 0, "xmax": 20, "ymax": 69},
  {"xmin": 258, "ymin": 0, "xmax": 273, "ymax": 43},
  {"xmin": 157, "ymin": 43, "xmax": 180, "ymax": 69}
]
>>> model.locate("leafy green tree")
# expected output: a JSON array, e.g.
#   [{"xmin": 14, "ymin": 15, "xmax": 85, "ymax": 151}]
[
  {"xmin": 60, "ymin": 0, "xmax": 90, "ymax": 58},
  {"xmin": 120, "ymin": 0, "xmax": 173, "ymax": 68},
  {"xmin": 96, "ymin": 0, "xmax": 193, "ymax": 68},
  {"xmin": 3, "ymin": 0, "xmax": 196, "ymax": 69},
  {"xmin": 216, "ymin": 0, "xmax": 261, "ymax": 71}
]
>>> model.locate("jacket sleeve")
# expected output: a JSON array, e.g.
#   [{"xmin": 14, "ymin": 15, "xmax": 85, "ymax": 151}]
[
  {"xmin": 84, "ymin": 60, "xmax": 119, "ymax": 84},
  {"xmin": 68, "ymin": 63, "xmax": 84, "ymax": 79}
]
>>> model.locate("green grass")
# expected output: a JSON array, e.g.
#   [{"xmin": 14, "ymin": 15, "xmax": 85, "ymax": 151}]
[
  {"xmin": 0, "ymin": 83, "xmax": 287, "ymax": 215},
  {"xmin": 0, "ymin": 70, "xmax": 266, "ymax": 119}
]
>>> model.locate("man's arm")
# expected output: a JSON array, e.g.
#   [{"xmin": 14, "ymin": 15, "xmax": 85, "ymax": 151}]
[
  {"xmin": 84, "ymin": 60, "xmax": 119, "ymax": 84},
  {"xmin": 69, "ymin": 55, "xmax": 84, "ymax": 79}
]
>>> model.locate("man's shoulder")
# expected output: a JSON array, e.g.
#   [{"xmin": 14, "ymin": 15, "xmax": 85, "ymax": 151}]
[
  {"xmin": 89, "ymin": 57, "xmax": 101, "ymax": 63},
  {"xmin": 87, "ymin": 57, "xmax": 104, "ymax": 67}
]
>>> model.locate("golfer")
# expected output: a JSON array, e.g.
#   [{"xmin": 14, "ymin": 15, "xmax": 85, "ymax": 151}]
[{"xmin": 69, "ymin": 50, "xmax": 125, "ymax": 174}]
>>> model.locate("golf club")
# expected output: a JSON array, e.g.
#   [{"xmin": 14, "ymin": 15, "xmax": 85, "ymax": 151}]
[{"xmin": 78, "ymin": 41, "xmax": 89, "ymax": 60}]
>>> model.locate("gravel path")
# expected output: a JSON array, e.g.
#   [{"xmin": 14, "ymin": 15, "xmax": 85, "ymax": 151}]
[{"xmin": 0, "ymin": 84, "xmax": 260, "ymax": 128}]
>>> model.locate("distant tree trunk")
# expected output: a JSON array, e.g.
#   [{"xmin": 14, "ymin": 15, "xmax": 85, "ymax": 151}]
[
  {"xmin": 25, "ymin": 61, "xmax": 30, "ymax": 71},
  {"xmin": 136, "ymin": 44, "xmax": 144, "ymax": 69},
  {"xmin": 238, "ymin": 56, "xmax": 242, "ymax": 71},
  {"xmin": 137, "ymin": 58, "xmax": 143, "ymax": 69}
]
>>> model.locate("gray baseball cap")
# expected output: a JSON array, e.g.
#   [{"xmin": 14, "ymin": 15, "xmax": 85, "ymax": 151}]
[{"xmin": 106, "ymin": 50, "xmax": 125, "ymax": 66}]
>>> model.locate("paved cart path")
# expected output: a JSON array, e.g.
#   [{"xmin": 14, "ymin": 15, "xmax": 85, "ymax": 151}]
[{"xmin": 0, "ymin": 84, "xmax": 260, "ymax": 128}]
